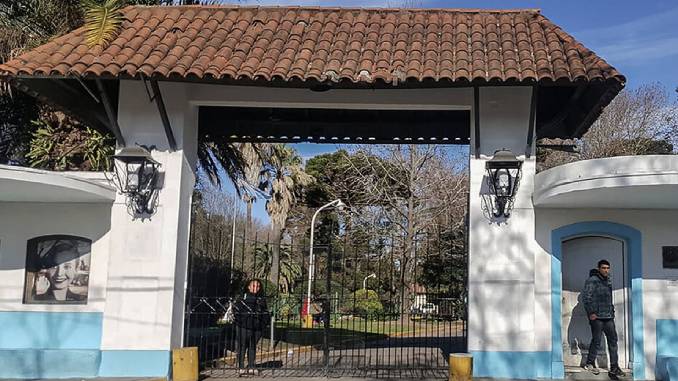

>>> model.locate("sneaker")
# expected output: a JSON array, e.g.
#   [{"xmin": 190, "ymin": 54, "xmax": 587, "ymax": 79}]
[
  {"xmin": 584, "ymin": 363, "xmax": 601, "ymax": 375},
  {"xmin": 237, "ymin": 369, "xmax": 248, "ymax": 377},
  {"xmin": 610, "ymin": 367, "xmax": 626, "ymax": 377}
]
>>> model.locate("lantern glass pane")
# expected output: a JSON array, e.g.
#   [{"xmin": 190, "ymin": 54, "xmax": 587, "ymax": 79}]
[
  {"xmin": 498, "ymin": 171, "xmax": 509, "ymax": 191},
  {"xmin": 493, "ymin": 169, "xmax": 510, "ymax": 196},
  {"xmin": 127, "ymin": 163, "xmax": 142, "ymax": 191},
  {"xmin": 146, "ymin": 163, "xmax": 159, "ymax": 189}
]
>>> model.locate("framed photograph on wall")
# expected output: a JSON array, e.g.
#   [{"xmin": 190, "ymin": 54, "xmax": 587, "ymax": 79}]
[{"xmin": 23, "ymin": 235, "xmax": 91, "ymax": 304}]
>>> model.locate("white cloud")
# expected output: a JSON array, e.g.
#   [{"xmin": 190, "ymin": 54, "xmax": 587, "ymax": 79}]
[{"xmin": 573, "ymin": 6, "xmax": 678, "ymax": 66}]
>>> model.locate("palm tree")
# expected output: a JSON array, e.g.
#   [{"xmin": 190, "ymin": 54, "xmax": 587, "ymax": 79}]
[
  {"xmin": 237, "ymin": 143, "xmax": 267, "ymax": 242},
  {"xmin": 253, "ymin": 244, "xmax": 302, "ymax": 294},
  {"xmin": 260, "ymin": 144, "xmax": 313, "ymax": 285},
  {"xmin": 1, "ymin": 1, "xmax": 256, "ymax": 186}
]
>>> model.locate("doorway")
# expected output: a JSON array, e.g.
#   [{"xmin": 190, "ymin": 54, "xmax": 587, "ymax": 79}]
[
  {"xmin": 184, "ymin": 105, "xmax": 470, "ymax": 378},
  {"xmin": 561, "ymin": 236, "xmax": 630, "ymax": 369}
]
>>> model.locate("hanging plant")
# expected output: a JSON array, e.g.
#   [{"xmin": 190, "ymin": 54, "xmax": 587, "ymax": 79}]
[{"xmin": 26, "ymin": 112, "xmax": 115, "ymax": 171}]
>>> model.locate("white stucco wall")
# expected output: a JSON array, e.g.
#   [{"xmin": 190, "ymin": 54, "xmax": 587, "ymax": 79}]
[
  {"xmin": 467, "ymin": 86, "xmax": 538, "ymax": 353},
  {"xmin": 100, "ymin": 80, "xmax": 197, "ymax": 351},
  {"xmin": 103, "ymin": 81, "xmax": 471, "ymax": 350},
  {"xmin": 4, "ymin": 78, "xmax": 675, "ymax": 380},
  {"xmin": 101, "ymin": 81, "xmax": 474, "ymax": 353},
  {"xmin": 535, "ymin": 209, "xmax": 678, "ymax": 379},
  {"xmin": 0, "ymin": 202, "xmax": 111, "ymax": 312}
]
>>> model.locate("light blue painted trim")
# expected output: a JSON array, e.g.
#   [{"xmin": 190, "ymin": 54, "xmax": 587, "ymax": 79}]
[
  {"xmin": 657, "ymin": 320, "xmax": 678, "ymax": 356},
  {"xmin": 551, "ymin": 221, "xmax": 645, "ymax": 380},
  {"xmin": 656, "ymin": 319, "xmax": 678, "ymax": 380},
  {"xmin": 471, "ymin": 351, "xmax": 551, "ymax": 379},
  {"xmin": 0, "ymin": 349, "xmax": 100, "ymax": 378},
  {"xmin": 99, "ymin": 350, "xmax": 171, "ymax": 377},
  {"xmin": 0, "ymin": 311, "xmax": 103, "ymax": 349}
]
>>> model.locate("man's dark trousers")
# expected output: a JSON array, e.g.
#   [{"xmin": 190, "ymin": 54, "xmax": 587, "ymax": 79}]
[{"xmin": 586, "ymin": 318, "xmax": 619, "ymax": 366}]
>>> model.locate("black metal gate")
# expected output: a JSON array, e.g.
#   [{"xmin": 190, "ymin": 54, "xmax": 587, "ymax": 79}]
[{"xmin": 184, "ymin": 214, "xmax": 467, "ymax": 378}]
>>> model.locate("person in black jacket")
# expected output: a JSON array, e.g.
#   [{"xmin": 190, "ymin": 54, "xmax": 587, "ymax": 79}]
[
  {"xmin": 234, "ymin": 279, "xmax": 269, "ymax": 375},
  {"xmin": 582, "ymin": 259, "xmax": 625, "ymax": 377}
]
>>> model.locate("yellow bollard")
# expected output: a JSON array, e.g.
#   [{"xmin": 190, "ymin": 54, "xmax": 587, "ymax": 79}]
[
  {"xmin": 303, "ymin": 314, "xmax": 314, "ymax": 329},
  {"xmin": 449, "ymin": 353, "xmax": 473, "ymax": 381},
  {"xmin": 172, "ymin": 347, "xmax": 199, "ymax": 381}
]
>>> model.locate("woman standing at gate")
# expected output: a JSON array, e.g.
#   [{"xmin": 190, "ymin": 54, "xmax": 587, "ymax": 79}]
[{"xmin": 234, "ymin": 279, "xmax": 269, "ymax": 375}]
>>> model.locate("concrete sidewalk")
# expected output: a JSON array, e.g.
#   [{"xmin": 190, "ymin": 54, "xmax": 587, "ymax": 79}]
[
  {"xmin": 199, "ymin": 375, "xmax": 621, "ymax": 381},
  {"xmin": 0, "ymin": 369, "xmax": 629, "ymax": 381},
  {"xmin": 200, "ymin": 378, "xmax": 609, "ymax": 381}
]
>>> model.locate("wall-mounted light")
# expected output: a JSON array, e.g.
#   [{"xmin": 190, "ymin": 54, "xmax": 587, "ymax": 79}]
[
  {"xmin": 110, "ymin": 146, "xmax": 161, "ymax": 215},
  {"xmin": 485, "ymin": 149, "xmax": 523, "ymax": 218}
]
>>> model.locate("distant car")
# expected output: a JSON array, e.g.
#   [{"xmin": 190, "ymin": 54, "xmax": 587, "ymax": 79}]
[{"xmin": 409, "ymin": 303, "xmax": 439, "ymax": 320}]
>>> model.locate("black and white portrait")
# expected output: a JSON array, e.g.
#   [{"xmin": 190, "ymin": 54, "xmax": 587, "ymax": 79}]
[{"xmin": 24, "ymin": 235, "xmax": 91, "ymax": 304}]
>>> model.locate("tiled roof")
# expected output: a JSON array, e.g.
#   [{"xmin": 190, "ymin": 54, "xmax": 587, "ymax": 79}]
[{"xmin": 0, "ymin": 6, "xmax": 625, "ymax": 85}]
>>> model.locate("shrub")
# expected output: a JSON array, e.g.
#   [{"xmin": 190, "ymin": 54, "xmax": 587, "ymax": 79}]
[
  {"xmin": 275, "ymin": 294, "xmax": 301, "ymax": 320},
  {"xmin": 343, "ymin": 289, "xmax": 384, "ymax": 318},
  {"xmin": 27, "ymin": 115, "xmax": 114, "ymax": 171}
]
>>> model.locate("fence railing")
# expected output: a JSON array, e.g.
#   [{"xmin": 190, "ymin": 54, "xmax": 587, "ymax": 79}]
[{"xmin": 185, "ymin": 227, "xmax": 467, "ymax": 378}]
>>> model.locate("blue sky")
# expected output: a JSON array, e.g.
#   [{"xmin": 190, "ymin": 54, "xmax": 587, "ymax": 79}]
[
  {"xmin": 224, "ymin": 143, "xmax": 340, "ymax": 224},
  {"xmin": 218, "ymin": 0, "xmax": 678, "ymax": 223}
]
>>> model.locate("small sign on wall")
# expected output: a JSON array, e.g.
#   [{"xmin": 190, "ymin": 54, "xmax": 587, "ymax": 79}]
[{"xmin": 663, "ymin": 246, "xmax": 678, "ymax": 269}]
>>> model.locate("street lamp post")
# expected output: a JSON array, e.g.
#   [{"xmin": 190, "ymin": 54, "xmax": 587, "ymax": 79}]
[
  {"xmin": 304, "ymin": 199, "xmax": 345, "ymax": 328},
  {"xmin": 363, "ymin": 273, "xmax": 377, "ymax": 290},
  {"xmin": 229, "ymin": 203, "xmax": 238, "ymax": 281}
]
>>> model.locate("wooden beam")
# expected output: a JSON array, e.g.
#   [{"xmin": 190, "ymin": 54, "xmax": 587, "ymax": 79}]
[
  {"xmin": 473, "ymin": 86, "xmax": 481, "ymax": 158},
  {"xmin": 149, "ymin": 80, "xmax": 177, "ymax": 152},
  {"xmin": 538, "ymin": 84, "xmax": 586, "ymax": 137},
  {"xmin": 525, "ymin": 85, "xmax": 538, "ymax": 158},
  {"xmin": 95, "ymin": 78, "xmax": 126, "ymax": 146},
  {"xmin": 15, "ymin": 78, "xmax": 112, "ymax": 135},
  {"xmin": 198, "ymin": 106, "xmax": 471, "ymax": 144},
  {"xmin": 536, "ymin": 144, "xmax": 578, "ymax": 153}
]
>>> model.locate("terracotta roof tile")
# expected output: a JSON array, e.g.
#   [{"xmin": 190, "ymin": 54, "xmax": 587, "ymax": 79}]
[{"xmin": 0, "ymin": 5, "xmax": 624, "ymax": 85}]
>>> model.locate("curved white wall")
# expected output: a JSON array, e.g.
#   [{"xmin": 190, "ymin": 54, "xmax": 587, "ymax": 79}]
[{"xmin": 534, "ymin": 155, "xmax": 678, "ymax": 209}]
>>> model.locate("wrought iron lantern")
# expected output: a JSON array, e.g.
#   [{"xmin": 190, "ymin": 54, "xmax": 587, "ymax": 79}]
[
  {"xmin": 111, "ymin": 146, "xmax": 161, "ymax": 215},
  {"xmin": 485, "ymin": 149, "xmax": 523, "ymax": 218}
]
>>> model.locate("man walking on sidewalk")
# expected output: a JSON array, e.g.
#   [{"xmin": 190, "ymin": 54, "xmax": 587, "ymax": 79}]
[{"xmin": 582, "ymin": 259, "xmax": 626, "ymax": 377}]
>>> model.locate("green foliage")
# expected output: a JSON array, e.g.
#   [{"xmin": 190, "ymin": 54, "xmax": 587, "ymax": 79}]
[
  {"xmin": 298, "ymin": 279, "xmax": 350, "ymax": 299},
  {"xmin": 81, "ymin": 0, "xmax": 123, "ymax": 48},
  {"xmin": 274, "ymin": 294, "xmax": 301, "ymax": 320},
  {"xmin": 188, "ymin": 253, "xmax": 246, "ymax": 300},
  {"xmin": 0, "ymin": 92, "xmax": 39, "ymax": 164},
  {"xmin": 343, "ymin": 289, "xmax": 384, "ymax": 318},
  {"xmin": 620, "ymin": 138, "xmax": 673, "ymax": 155},
  {"xmin": 257, "ymin": 278, "xmax": 279, "ymax": 300},
  {"xmin": 1, "ymin": 0, "xmax": 148, "ymax": 166},
  {"xmin": 417, "ymin": 229, "xmax": 467, "ymax": 298},
  {"xmin": 262, "ymin": 144, "xmax": 313, "ymax": 228},
  {"xmin": 303, "ymin": 149, "xmax": 405, "ymax": 207},
  {"xmin": 303, "ymin": 150, "xmax": 350, "ymax": 206},
  {"xmin": 0, "ymin": 0, "xmax": 83, "ymax": 63},
  {"xmin": 252, "ymin": 244, "xmax": 303, "ymax": 294},
  {"xmin": 26, "ymin": 115, "xmax": 114, "ymax": 171}
]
